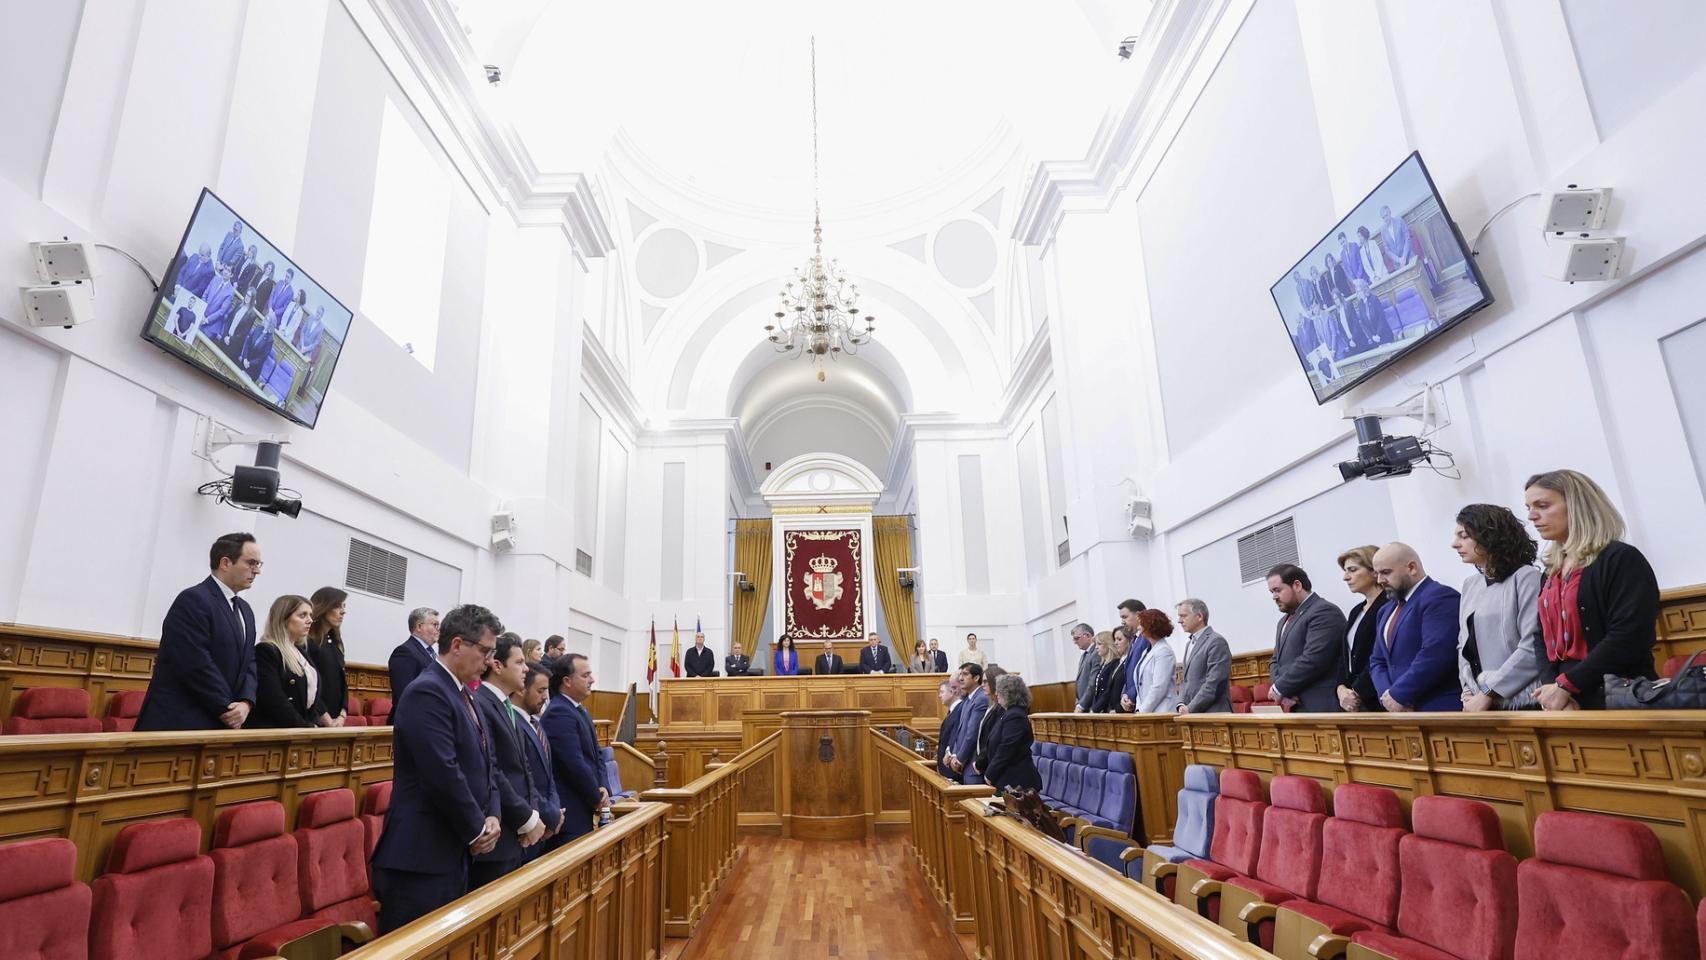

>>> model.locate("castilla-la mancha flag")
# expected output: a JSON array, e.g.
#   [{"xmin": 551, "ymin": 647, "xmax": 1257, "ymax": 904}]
[{"xmin": 646, "ymin": 619, "xmax": 658, "ymax": 684}]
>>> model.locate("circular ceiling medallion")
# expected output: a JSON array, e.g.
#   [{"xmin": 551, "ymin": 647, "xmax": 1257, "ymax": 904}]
[
  {"xmin": 932, "ymin": 218, "xmax": 997, "ymax": 289},
  {"xmin": 636, "ymin": 227, "xmax": 700, "ymax": 300},
  {"xmin": 809, "ymin": 471, "xmax": 834, "ymax": 492}
]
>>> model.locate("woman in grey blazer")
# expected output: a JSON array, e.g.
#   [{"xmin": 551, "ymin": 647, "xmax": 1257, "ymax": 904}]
[{"xmin": 1452, "ymin": 504, "xmax": 1543, "ymax": 710}]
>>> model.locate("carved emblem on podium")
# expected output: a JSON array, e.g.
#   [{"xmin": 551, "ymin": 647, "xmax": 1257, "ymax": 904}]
[{"xmin": 803, "ymin": 554, "xmax": 845, "ymax": 610}]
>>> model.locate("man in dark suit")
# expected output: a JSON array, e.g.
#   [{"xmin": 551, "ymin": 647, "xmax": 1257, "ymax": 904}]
[
  {"xmin": 1369, "ymin": 543, "xmax": 1464, "ymax": 712},
  {"xmin": 540, "ymin": 635, "xmax": 566, "ymax": 672},
  {"xmin": 540, "ymin": 653, "xmax": 607, "ymax": 846},
  {"xmin": 387, "ymin": 607, "xmax": 439, "ymax": 725},
  {"xmin": 859, "ymin": 633, "xmax": 893, "ymax": 674},
  {"xmin": 683, "ymin": 633, "xmax": 716, "ymax": 677},
  {"xmin": 724, "ymin": 642, "xmax": 751, "ymax": 677},
  {"xmin": 927, "ymin": 637, "xmax": 950, "ymax": 672},
  {"xmin": 1266, "ymin": 564, "xmax": 1348, "ymax": 712},
  {"xmin": 136, "ymin": 533, "xmax": 260, "ymax": 731},
  {"xmin": 943, "ymin": 663, "xmax": 987, "ymax": 783},
  {"xmin": 514, "ymin": 662, "xmax": 563, "ymax": 861},
  {"xmin": 814, "ymin": 640, "xmax": 844, "ymax": 677},
  {"xmin": 370, "ymin": 604, "xmax": 503, "ymax": 933},
  {"xmin": 1175, "ymin": 599, "xmax": 1232, "ymax": 714},
  {"xmin": 934, "ymin": 678, "xmax": 962, "ymax": 777},
  {"xmin": 470, "ymin": 636, "xmax": 547, "ymax": 887}
]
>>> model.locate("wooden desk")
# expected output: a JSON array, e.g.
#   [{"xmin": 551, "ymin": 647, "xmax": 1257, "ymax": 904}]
[
  {"xmin": 1176, "ymin": 710, "xmax": 1706, "ymax": 901},
  {"xmin": 657, "ymin": 674, "xmax": 945, "ymax": 734}
]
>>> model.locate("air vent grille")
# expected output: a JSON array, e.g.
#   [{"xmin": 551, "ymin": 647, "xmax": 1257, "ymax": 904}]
[
  {"xmin": 1236, "ymin": 518, "xmax": 1299, "ymax": 584},
  {"xmin": 575, "ymin": 549, "xmax": 593, "ymax": 577},
  {"xmin": 346, "ymin": 538, "xmax": 408, "ymax": 601}
]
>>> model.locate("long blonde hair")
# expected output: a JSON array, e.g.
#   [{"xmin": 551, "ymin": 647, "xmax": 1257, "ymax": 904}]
[
  {"xmin": 1526, "ymin": 469, "xmax": 1624, "ymax": 574},
  {"xmin": 262, "ymin": 595, "xmax": 314, "ymax": 676},
  {"xmin": 1093, "ymin": 630, "xmax": 1113, "ymax": 659}
]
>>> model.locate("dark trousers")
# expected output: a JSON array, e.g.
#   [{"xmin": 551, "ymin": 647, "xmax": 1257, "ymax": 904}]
[
  {"xmin": 468, "ymin": 856, "xmax": 521, "ymax": 890},
  {"xmin": 373, "ymin": 863, "xmax": 467, "ymax": 934}
]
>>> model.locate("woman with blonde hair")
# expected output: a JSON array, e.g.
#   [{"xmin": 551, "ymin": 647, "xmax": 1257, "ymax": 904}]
[
  {"xmin": 1091, "ymin": 629, "xmax": 1129, "ymax": 713},
  {"xmin": 248, "ymin": 595, "xmax": 331, "ymax": 728},
  {"xmin": 1335, "ymin": 545, "xmax": 1386, "ymax": 712},
  {"xmin": 1525, "ymin": 469, "xmax": 1659, "ymax": 710}
]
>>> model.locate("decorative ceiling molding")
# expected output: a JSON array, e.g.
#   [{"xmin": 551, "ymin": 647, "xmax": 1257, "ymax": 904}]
[
  {"xmin": 579, "ymin": 321, "xmax": 645, "ymax": 437},
  {"xmin": 759, "ymin": 453, "xmax": 884, "ymax": 509},
  {"xmin": 744, "ymin": 395, "xmax": 897, "ymax": 453},
  {"xmin": 353, "ymin": 0, "xmax": 614, "ymax": 264},
  {"xmin": 1011, "ymin": 0, "xmax": 1242, "ymax": 250}
]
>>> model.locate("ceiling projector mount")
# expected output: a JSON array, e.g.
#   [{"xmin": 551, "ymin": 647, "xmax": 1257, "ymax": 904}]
[
  {"xmin": 194, "ymin": 420, "xmax": 302, "ymax": 518},
  {"xmin": 1336, "ymin": 387, "xmax": 1459, "ymax": 482}
]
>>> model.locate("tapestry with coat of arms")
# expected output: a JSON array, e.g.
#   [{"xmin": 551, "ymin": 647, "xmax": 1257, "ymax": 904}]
[{"xmin": 782, "ymin": 528, "xmax": 864, "ymax": 639}]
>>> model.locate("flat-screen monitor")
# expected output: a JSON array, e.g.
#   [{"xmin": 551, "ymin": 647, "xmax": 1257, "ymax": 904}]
[
  {"xmin": 1270, "ymin": 152, "xmax": 1492, "ymax": 404},
  {"xmin": 141, "ymin": 189, "xmax": 353, "ymax": 428}
]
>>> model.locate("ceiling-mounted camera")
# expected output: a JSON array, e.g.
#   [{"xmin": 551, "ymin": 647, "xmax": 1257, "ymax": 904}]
[
  {"xmin": 195, "ymin": 421, "xmax": 302, "ymax": 517},
  {"xmin": 1335, "ymin": 388, "xmax": 1457, "ymax": 482}
]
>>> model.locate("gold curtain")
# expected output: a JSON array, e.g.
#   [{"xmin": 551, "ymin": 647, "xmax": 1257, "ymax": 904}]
[
  {"xmin": 731, "ymin": 519, "xmax": 773, "ymax": 659},
  {"xmin": 872, "ymin": 515, "xmax": 919, "ymax": 668}
]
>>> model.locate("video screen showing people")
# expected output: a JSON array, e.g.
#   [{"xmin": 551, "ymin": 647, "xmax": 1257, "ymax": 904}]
[
  {"xmin": 141, "ymin": 190, "xmax": 353, "ymax": 428},
  {"xmin": 1270, "ymin": 153, "xmax": 1491, "ymax": 404}
]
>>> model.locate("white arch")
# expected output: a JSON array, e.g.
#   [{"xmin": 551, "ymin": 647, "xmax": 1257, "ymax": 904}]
[{"xmin": 759, "ymin": 452, "xmax": 884, "ymax": 508}]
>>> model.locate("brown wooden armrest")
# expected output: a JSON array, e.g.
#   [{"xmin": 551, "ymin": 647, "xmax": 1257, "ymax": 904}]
[
  {"xmin": 1187, "ymin": 876, "xmax": 1221, "ymax": 918},
  {"xmin": 1118, "ymin": 845, "xmax": 1146, "ymax": 863},
  {"xmin": 1073, "ymin": 824, "xmax": 1142, "ymax": 858},
  {"xmin": 336, "ymin": 921, "xmax": 375, "ymax": 945},
  {"xmin": 1238, "ymin": 901, "xmax": 1277, "ymax": 942},
  {"xmin": 1149, "ymin": 860, "xmax": 1178, "ymax": 895},
  {"xmin": 1307, "ymin": 932, "xmax": 1352, "ymax": 959}
]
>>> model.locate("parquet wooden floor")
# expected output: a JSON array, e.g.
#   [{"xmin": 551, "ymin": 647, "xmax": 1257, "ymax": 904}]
[{"xmin": 670, "ymin": 832, "xmax": 973, "ymax": 960}]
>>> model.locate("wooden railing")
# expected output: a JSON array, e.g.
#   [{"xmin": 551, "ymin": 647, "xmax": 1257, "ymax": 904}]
[
  {"xmin": 1229, "ymin": 648, "xmax": 1272, "ymax": 686},
  {"xmin": 898, "ymin": 750, "xmax": 993, "ymax": 933},
  {"xmin": 641, "ymin": 732, "xmax": 773, "ymax": 937},
  {"xmin": 960, "ymin": 797, "xmax": 1272, "ymax": 959},
  {"xmin": 1031, "ymin": 712, "xmax": 1188, "ymax": 844},
  {"xmin": 0, "ymin": 726, "xmax": 392, "ymax": 882},
  {"xmin": 1176, "ymin": 710, "xmax": 1706, "ymax": 901},
  {"xmin": 0, "ymin": 623, "xmax": 157, "ymax": 720},
  {"xmin": 340, "ymin": 802, "xmax": 669, "ymax": 960},
  {"xmin": 1658, "ymin": 582, "xmax": 1706, "ymax": 669},
  {"xmin": 1029, "ymin": 680, "xmax": 1076, "ymax": 714}
]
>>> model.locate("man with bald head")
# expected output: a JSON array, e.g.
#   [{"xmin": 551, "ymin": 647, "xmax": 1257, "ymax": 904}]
[{"xmin": 1368, "ymin": 542, "xmax": 1462, "ymax": 712}]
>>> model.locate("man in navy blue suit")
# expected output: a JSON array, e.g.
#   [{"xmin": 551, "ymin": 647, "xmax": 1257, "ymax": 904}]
[
  {"xmin": 514, "ymin": 662, "xmax": 564, "ymax": 861},
  {"xmin": 386, "ymin": 606, "xmax": 439, "ymax": 723},
  {"xmin": 858, "ymin": 633, "xmax": 892, "ymax": 674},
  {"xmin": 927, "ymin": 637, "xmax": 950, "ymax": 672},
  {"xmin": 469, "ymin": 636, "xmax": 547, "ymax": 888},
  {"xmin": 1116, "ymin": 599, "xmax": 1151, "ymax": 712},
  {"xmin": 370, "ymin": 604, "xmax": 503, "ymax": 933},
  {"xmin": 943, "ymin": 663, "xmax": 987, "ymax": 783},
  {"xmin": 135, "ymin": 533, "xmax": 260, "ymax": 731},
  {"xmin": 1369, "ymin": 542, "xmax": 1464, "ymax": 712},
  {"xmin": 934, "ymin": 677, "xmax": 963, "ymax": 778},
  {"xmin": 541, "ymin": 652, "xmax": 607, "ymax": 846}
]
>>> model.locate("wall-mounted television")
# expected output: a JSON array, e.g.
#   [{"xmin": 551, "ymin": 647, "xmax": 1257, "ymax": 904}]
[
  {"xmin": 1269, "ymin": 152, "xmax": 1492, "ymax": 404},
  {"xmin": 141, "ymin": 189, "xmax": 353, "ymax": 428}
]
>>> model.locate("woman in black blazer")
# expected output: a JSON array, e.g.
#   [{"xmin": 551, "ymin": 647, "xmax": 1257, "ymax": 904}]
[
  {"xmin": 308, "ymin": 587, "xmax": 351, "ymax": 725},
  {"xmin": 1526, "ymin": 470, "xmax": 1661, "ymax": 710},
  {"xmin": 1091, "ymin": 630, "xmax": 1130, "ymax": 714},
  {"xmin": 983, "ymin": 674, "xmax": 1043, "ymax": 792},
  {"xmin": 1335, "ymin": 545, "xmax": 1387, "ymax": 712},
  {"xmin": 972, "ymin": 668, "xmax": 1007, "ymax": 775},
  {"xmin": 249, "ymin": 595, "xmax": 330, "ymax": 728}
]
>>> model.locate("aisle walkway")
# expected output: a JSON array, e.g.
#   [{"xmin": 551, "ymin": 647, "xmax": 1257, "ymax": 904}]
[{"xmin": 671, "ymin": 833, "xmax": 971, "ymax": 960}]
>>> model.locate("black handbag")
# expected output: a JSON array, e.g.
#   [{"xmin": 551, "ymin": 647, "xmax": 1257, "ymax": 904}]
[{"xmin": 1603, "ymin": 652, "xmax": 1706, "ymax": 709}]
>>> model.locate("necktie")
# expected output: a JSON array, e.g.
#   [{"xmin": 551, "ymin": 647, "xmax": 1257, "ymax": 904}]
[
  {"xmin": 461, "ymin": 687, "xmax": 487, "ymax": 753},
  {"xmin": 1384, "ymin": 598, "xmax": 1405, "ymax": 647},
  {"xmin": 230, "ymin": 597, "xmax": 245, "ymax": 633},
  {"xmin": 530, "ymin": 714, "xmax": 549, "ymax": 764}
]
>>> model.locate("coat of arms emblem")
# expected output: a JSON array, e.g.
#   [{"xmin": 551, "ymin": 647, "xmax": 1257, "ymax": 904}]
[{"xmin": 803, "ymin": 554, "xmax": 844, "ymax": 610}]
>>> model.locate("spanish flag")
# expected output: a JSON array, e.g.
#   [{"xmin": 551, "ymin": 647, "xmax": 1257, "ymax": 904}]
[
  {"xmin": 669, "ymin": 618, "xmax": 682, "ymax": 678},
  {"xmin": 646, "ymin": 619, "xmax": 658, "ymax": 684}
]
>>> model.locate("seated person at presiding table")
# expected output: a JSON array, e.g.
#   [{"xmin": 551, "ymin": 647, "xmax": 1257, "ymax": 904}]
[
  {"xmin": 859, "ymin": 633, "xmax": 893, "ymax": 673},
  {"xmin": 772, "ymin": 636, "xmax": 800, "ymax": 676},
  {"xmin": 725, "ymin": 642, "xmax": 751, "ymax": 677},
  {"xmin": 814, "ymin": 639, "xmax": 844, "ymax": 676},
  {"xmin": 683, "ymin": 631, "xmax": 717, "ymax": 677}
]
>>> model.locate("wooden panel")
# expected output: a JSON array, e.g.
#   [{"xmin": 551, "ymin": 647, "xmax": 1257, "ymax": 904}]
[
  {"xmin": 340, "ymin": 803, "xmax": 667, "ymax": 960},
  {"xmin": 956, "ymin": 798, "xmax": 1273, "ymax": 960},
  {"xmin": 1029, "ymin": 681, "xmax": 1075, "ymax": 715},
  {"xmin": 0, "ymin": 727, "xmax": 392, "ymax": 883},
  {"xmin": 1178, "ymin": 711, "xmax": 1706, "ymax": 901},
  {"xmin": 1229, "ymin": 648, "xmax": 1272, "ymax": 686},
  {"xmin": 1657, "ymin": 582, "xmax": 1706, "ymax": 671},
  {"xmin": 655, "ymin": 675, "xmax": 946, "ymax": 736},
  {"xmin": 779, "ymin": 711, "xmax": 868, "ymax": 840},
  {"xmin": 641, "ymin": 735, "xmax": 770, "ymax": 938},
  {"xmin": 1032, "ymin": 713, "xmax": 1188, "ymax": 844}
]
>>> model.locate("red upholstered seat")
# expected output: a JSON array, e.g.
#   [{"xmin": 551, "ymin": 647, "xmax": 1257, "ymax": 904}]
[
  {"xmin": 364, "ymin": 697, "xmax": 392, "ymax": 726},
  {"xmin": 1229, "ymin": 684, "xmax": 1254, "ymax": 713},
  {"xmin": 210, "ymin": 802, "xmax": 336, "ymax": 960},
  {"xmin": 0, "ymin": 837, "xmax": 91, "ymax": 960},
  {"xmin": 101, "ymin": 690, "xmax": 147, "ymax": 732},
  {"xmin": 1221, "ymin": 775, "xmax": 1327, "ymax": 949},
  {"xmin": 1280, "ymin": 784, "xmax": 1406, "ymax": 939},
  {"xmin": 1514, "ymin": 810, "xmax": 1697, "ymax": 960},
  {"xmin": 1349, "ymin": 796, "xmax": 1517, "ymax": 960},
  {"xmin": 4, "ymin": 687, "xmax": 102, "ymax": 735},
  {"xmin": 90, "ymin": 818, "xmax": 214, "ymax": 960},
  {"xmin": 360, "ymin": 781, "xmax": 392, "ymax": 862},
  {"xmin": 1661, "ymin": 654, "xmax": 1691, "ymax": 678},
  {"xmin": 1180, "ymin": 768, "xmax": 1266, "ymax": 922},
  {"xmin": 1698, "ymin": 898, "xmax": 1705, "ymax": 960},
  {"xmin": 342, "ymin": 715, "xmax": 368, "ymax": 727},
  {"xmin": 295, "ymin": 789, "xmax": 377, "ymax": 931}
]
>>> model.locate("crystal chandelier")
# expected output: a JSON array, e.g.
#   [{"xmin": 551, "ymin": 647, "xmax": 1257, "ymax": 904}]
[{"xmin": 763, "ymin": 38, "xmax": 875, "ymax": 382}]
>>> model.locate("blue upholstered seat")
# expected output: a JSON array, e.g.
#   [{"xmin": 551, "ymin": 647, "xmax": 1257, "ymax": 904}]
[{"xmin": 1135, "ymin": 763, "xmax": 1219, "ymax": 880}]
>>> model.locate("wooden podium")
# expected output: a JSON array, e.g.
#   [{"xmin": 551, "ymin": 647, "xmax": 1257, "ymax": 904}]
[{"xmin": 779, "ymin": 710, "xmax": 871, "ymax": 840}]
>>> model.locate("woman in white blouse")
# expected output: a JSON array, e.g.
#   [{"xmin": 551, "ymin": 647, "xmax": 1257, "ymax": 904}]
[{"xmin": 1452, "ymin": 503, "xmax": 1543, "ymax": 711}]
